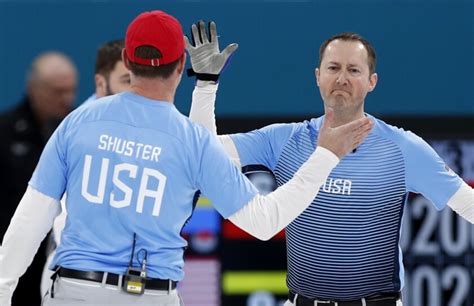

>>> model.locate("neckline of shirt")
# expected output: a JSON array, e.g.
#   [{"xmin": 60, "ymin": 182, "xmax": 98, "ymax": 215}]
[
  {"xmin": 311, "ymin": 113, "xmax": 375, "ymax": 130},
  {"xmin": 121, "ymin": 91, "xmax": 176, "ymax": 108}
]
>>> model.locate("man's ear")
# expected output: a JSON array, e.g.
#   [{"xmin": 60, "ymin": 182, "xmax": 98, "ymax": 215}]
[
  {"xmin": 368, "ymin": 73, "xmax": 378, "ymax": 92},
  {"xmin": 315, "ymin": 67, "xmax": 321, "ymax": 87},
  {"xmin": 176, "ymin": 53, "xmax": 186, "ymax": 75},
  {"xmin": 95, "ymin": 74, "xmax": 106, "ymax": 98},
  {"xmin": 122, "ymin": 49, "xmax": 131, "ymax": 70}
]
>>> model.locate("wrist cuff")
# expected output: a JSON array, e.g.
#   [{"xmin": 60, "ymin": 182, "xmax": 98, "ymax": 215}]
[{"xmin": 187, "ymin": 68, "xmax": 220, "ymax": 81}]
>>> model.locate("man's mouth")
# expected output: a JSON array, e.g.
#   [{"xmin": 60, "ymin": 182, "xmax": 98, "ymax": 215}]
[{"xmin": 332, "ymin": 89, "xmax": 350, "ymax": 95}]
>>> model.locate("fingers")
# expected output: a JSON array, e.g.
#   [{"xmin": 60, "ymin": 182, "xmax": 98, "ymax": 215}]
[
  {"xmin": 198, "ymin": 20, "xmax": 209, "ymax": 44},
  {"xmin": 353, "ymin": 122, "xmax": 372, "ymax": 141},
  {"xmin": 191, "ymin": 24, "xmax": 201, "ymax": 46},
  {"xmin": 190, "ymin": 21, "xmax": 216, "ymax": 47},
  {"xmin": 351, "ymin": 118, "xmax": 371, "ymax": 131},
  {"xmin": 354, "ymin": 119, "xmax": 373, "ymax": 133},
  {"xmin": 209, "ymin": 21, "xmax": 218, "ymax": 44},
  {"xmin": 351, "ymin": 121, "xmax": 372, "ymax": 148},
  {"xmin": 355, "ymin": 127, "xmax": 371, "ymax": 142},
  {"xmin": 352, "ymin": 134, "xmax": 364, "ymax": 149},
  {"xmin": 342, "ymin": 117, "xmax": 372, "ymax": 133},
  {"xmin": 222, "ymin": 43, "xmax": 239, "ymax": 60}
]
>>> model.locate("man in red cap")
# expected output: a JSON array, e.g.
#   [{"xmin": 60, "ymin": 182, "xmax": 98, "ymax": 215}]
[{"xmin": 0, "ymin": 10, "xmax": 372, "ymax": 305}]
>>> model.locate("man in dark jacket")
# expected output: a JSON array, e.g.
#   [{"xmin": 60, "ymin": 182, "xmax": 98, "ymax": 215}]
[{"xmin": 0, "ymin": 51, "xmax": 77, "ymax": 305}]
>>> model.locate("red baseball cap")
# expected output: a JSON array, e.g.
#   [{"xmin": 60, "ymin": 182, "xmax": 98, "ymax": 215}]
[{"xmin": 125, "ymin": 10, "xmax": 184, "ymax": 67}]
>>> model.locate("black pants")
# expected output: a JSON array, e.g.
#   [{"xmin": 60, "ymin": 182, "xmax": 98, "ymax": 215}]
[{"xmin": 288, "ymin": 291, "xmax": 402, "ymax": 306}]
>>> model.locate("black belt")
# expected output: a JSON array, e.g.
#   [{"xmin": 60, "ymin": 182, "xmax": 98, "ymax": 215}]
[
  {"xmin": 58, "ymin": 267, "xmax": 177, "ymax": 291},
  {"xmin": 289, "ymin": 291, "xmax": 401, "ymax": 306}
]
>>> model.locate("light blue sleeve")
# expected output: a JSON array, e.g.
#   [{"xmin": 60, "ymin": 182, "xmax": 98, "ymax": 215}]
[
  {"xmin": 403, "ymin": 131, "xmax": 463, "ymax": 210},
  {"xmin": 28, "ymin": 119, "xmax": 69, "ymax": 200},
  {"xmin": 194, "ymin": 128, "xmax": 259, "ymax": 219},
  {"xmin": 230, "ymin": 123, "xmax": 299, "ymax": 170}
]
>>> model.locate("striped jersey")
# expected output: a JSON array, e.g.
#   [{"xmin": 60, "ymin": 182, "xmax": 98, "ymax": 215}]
[{"xmin": 230, "ymin": 114, "xmax": 463, "ymax": 300}]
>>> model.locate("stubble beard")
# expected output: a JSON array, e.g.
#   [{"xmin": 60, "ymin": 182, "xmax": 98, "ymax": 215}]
[{"xmin": 325, "ymin": 96, "xmax": 364, "ymax": 126}]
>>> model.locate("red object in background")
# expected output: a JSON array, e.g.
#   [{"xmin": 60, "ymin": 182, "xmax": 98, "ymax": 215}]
[{"xmin": 222, "ymin": 220, "xmax": 285, "ymax": 240}]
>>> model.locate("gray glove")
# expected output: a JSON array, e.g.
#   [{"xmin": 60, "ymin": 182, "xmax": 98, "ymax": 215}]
[{"xmin": 185, "ymin": 21, "xmax": 238, "ymax": 82}]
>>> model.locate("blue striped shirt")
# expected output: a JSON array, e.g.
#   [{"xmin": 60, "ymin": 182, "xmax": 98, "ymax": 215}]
[{"xmin": 231, "ymin": 114, "xmax": 462, "ymax": 300}]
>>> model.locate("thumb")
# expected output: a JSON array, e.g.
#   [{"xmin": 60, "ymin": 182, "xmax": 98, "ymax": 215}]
[
  {"xmin": 222, "ymin": 43, "xmax": 239, "ymax": 60},
  {"xmin": 184, "ymin": 35, "xmax": 193, "ymax": 51},
  {"xmin": 322, "ymin": 107, "xmax": 334, "ymax": 129}
]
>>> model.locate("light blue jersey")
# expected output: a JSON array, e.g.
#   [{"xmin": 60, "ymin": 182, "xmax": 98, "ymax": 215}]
[
  {"xmin": 82, "ymin": 93, "xmax": 97, "ymax": 104},
  {"xmin": 231, "ymin": 114, "xmax": 463, "ymax": 300},
  {"xmin": 30, "ymin": 91, "xmax": 257, "ymax": 281}
]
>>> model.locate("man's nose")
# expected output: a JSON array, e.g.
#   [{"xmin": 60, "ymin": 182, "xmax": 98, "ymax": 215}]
[
  {"xmin": 59, "ymin": 91, "xmax": 75, "ymax": 106},
  {"xmin": 336, "ymin": 71, "xmax": 348, "ymax": 85}
]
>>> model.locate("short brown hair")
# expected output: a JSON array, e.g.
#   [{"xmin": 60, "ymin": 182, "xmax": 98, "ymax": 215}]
[
  {"xmin": 95, "ymin": 39, "xmax": 124, "ymax": 77},
  {"xmin": 319, "ymin": 32, "xmax": 377, "ymax": 75},
  {"xmin": 128, "ymin": 45, "xmax": 180, "ymax": 79}
]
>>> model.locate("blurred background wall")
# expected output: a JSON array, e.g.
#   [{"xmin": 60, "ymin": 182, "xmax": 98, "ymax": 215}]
[
  {"xmin": 0, "ymin": 1, "xmax": 472, "ymax": 306},
  {"xmin": 0, "ymin": 0, "xmax": 473, "ymax": 117}
]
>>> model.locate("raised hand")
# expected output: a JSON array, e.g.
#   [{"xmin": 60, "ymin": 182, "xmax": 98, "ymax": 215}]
[
  {"xmin": 317, "ymin": 108, "xmax": 373, "ymax": 159},
  {"xmin": 184, "ymin": 21, "xmax": 238, "ymax": 81}
]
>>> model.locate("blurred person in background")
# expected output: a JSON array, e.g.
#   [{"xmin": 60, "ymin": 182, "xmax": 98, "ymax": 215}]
[
  {"xmin": 40, "ymin": 39, "xmax": 130, "ymax": 297},
  {"xmin": 86, "ymin": 39, "xmax": 131, "ymax": 103},
  {"xmin": 0, "ymin": 51, "xmax": 77, "ymax": 305}
]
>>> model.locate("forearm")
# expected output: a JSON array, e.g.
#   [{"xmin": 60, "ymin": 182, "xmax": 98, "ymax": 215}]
[
  {"xmin": 447, "ymin": 182, "xmax": 474, "ymax": 223},
  {"xmin": 190, "ymin": 81, "xmax": 218, "ymax": 135},
  {"xmin": 190, "ymin": 82, "xmax": 242, "ymax": 168},
  {"xmin": 228, "ymin": 147, "xmax": 339, "ymax": 240},
  {"xmin": 0, "ymin": 186, "xmax": 61, "ymax": 305}
]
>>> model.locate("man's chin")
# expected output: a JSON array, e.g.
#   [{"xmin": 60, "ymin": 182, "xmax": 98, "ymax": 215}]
[{"xmin": 327, "ymin": 97, "xmax": 347, "ymax": 107}]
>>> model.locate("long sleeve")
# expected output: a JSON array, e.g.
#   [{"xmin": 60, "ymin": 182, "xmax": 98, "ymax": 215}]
[
  {"xmin": 229, "ymin": 147, "xmax": 339, "ymax": 240},
  {"xmin": 0, "ymin": 186, "xmax": 61, "ymax": 306},
  {"xmin": 189, "ymin": 81, "xmax": 218, "ymax": 135},
  {"xmin": 447, "ymin": 182, "xmax": 474, "ymax": 223}
]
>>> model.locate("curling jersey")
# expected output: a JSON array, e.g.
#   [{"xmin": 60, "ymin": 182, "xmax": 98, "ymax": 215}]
[
  {"xmin": 230, "ymin": 114, "xmax": 463, "ymax": 300},
  {"xmin": 29, "ymin": 91, "xmax": 257, "ymax": 281}
]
